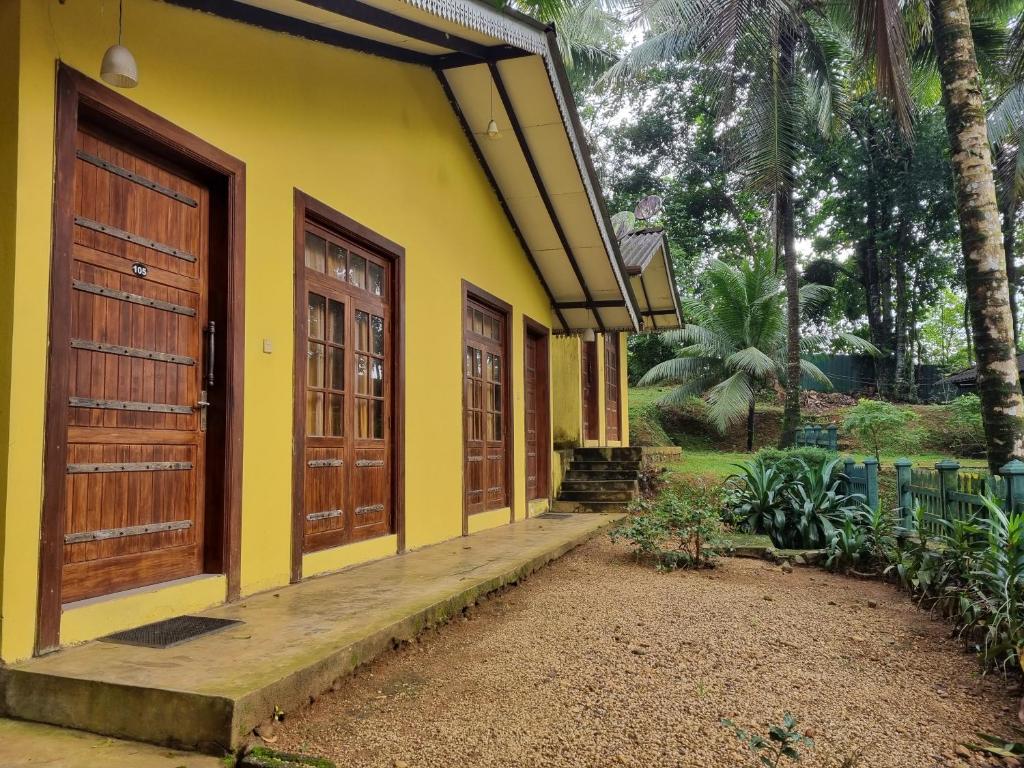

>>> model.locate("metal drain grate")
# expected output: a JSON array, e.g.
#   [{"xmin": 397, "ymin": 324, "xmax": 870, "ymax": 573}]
[
  {"xmin": 537, "ymin": 512, "xmax": 573, "ymax": 519},
  {"xmin": 101, "ymin": 615, "xmax": 243, "ymax": 649}
]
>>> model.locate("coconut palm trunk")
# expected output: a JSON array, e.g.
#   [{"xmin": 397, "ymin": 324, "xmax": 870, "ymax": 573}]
[
  {"xmin": 779, "ymin": 32, "xmax": 802, "ymax": 449},
  {"xmin": 932, "ymin": 0, "xmax": 1024, "ymax": 471}
]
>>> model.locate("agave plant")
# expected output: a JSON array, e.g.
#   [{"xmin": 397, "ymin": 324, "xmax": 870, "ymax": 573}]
[
  {"xmin": 727, "ymin": 458, "xmax": 791, "ymax": 543},
  {"xmin": 784, "ymin": 458, "xmax": 865, "ymax": 550}
]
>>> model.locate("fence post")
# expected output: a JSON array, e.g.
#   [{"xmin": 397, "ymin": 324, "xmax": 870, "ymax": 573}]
[
  {"xmin": 894, "ymin": 458, "xmax": 913, "ymax": 525},
  {"xmin": 810, "ymin": 424, "xmax": 821, "ymax": 447},
  {"xmin": 842, "ymin": 457, "xmax": 855, "ymax": 497},
  {"xmin": 1000, "ymin": 460, "xmax": 1024, "ymax": 514},
  {"xmin": 826, "ymin": 425, "xmax": 838, "ymax": 451},
  {"xmin": 863, "ymin": 458, "xmax": 879, "ymax": 511},
  {"xmin": 935, "ymin": 459, "xmax": 961, "ymax": 523}
]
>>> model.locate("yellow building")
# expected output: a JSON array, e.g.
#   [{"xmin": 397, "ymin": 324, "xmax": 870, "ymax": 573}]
[{"xmin": 0, "ymin": 0, "xmax": 680, "ymax": 663}]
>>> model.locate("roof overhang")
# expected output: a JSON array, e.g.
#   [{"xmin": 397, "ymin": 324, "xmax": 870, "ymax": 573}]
[
  {"xmin": 619, "ymin": 228, "xmax": 682, "ymax": 330},
  {"xmin": 163, "ymin": 0, "xmax": 641, "ymax": 332}
]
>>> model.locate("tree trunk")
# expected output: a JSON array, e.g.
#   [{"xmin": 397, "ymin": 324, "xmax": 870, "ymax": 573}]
[
  {"xmin": 893, "ymin": 229, "xmax": 915, "ymax": 401},
  {"xmin": 780, "ymin": 184, "xmax": 802, "ymax": 448},
  {"xmin": 747, "ymin": 398, "xmax": 755, "ymax": 452},
  {"xmin": 1002, "ymin": 200, "xmax": 1020, "ymax": 349},
  {"xmin": 778, "ymin": 31, "xmax": 801, "ymax": 449},
  {"xmin": 932, "ymin": 0, "xmax": 1024, "ymax": 471}
]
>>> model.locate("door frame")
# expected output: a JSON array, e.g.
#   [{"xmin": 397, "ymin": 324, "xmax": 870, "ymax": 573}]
[
  {"xmin": 461, "ymin": 280, "xmax": 514, "ymax": 535},
  {"xmin": 291, "ymin": 190, "xmax": 406, "ymax": 582},
  {"xmin": 37, "ymin": 65, "xmax": 246, "ymax": 654},
  {"xmin": 523, "ymin": 315, "xmax": 550, "ymax": 504}
]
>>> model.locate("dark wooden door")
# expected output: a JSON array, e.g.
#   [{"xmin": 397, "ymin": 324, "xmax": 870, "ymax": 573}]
[
  {"xmin": 525, "ymin": 327, "xmax": 549, "ymax": 501},
  {"xmin": 464, "ymin": 299, "xmax": 508, "ymax": 516},
  {"xmin": 62, "ymin": 127, "xmax": 210, "ymax": 603},
  {"xmin": 581, "ymin": 339, "xmax": 599, "ymax": 441},
  {"xmin": 300, "ymin": 226, "xmax": 392, "ymax": 553},
  {"xmin": 605, "ymin": 332, "xmax": 621, "ymax": 442}
]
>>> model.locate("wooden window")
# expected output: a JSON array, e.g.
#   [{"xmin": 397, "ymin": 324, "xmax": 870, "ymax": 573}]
[
  {"xmin": 295, "ymin": 213, "xmax": 394, "ymax": 558},
  {"xmin": 462, "ymin": 284, "xmax": 512, "ymax": 527},
  {"xmin": 605, "ymin": 332, "xmax": 621, "ymax": 442}
]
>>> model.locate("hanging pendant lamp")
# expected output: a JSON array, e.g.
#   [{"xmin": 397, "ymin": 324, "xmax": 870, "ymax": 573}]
[{"xmin": 101, "ymin": 0, "xmax": 138, "ymax": 88}]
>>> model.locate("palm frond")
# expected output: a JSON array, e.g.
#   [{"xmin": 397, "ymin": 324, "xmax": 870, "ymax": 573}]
[
  {"xmin": 848, "ymin": 0, "xmax": 912, "ymax": 134},
  {"xmin": 705, "ymin": 371, "xmax": 754, "ymax": 431},
  {"xmin": 800, "ymin": 359, "xmax": 833, "ymax": 388}
]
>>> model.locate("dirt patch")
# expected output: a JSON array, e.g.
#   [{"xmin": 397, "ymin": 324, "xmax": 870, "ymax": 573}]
[{"xmin": 274, "ymin": 538, "xmax": 1016, "ymax": 767}]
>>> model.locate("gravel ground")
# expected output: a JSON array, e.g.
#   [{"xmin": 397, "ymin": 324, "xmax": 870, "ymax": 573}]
[{"xmin": 274, "ymin": 537, "xmax": 1020, "ymax": 768}]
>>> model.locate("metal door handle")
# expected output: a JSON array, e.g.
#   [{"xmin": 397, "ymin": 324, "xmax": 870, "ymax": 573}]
[{"xmin": 205, "ymin": 321, "xmax": 216, "ymax": 388}]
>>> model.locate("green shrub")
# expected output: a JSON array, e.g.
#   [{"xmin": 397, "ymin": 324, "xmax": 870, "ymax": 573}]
[
  {"xmin": 754, "ymin": 446, "xmax": 835, "ymax": 479},
  {"xmin": 611, "ymin": 485, "xmax": 722, "ymax": 569},
  {"xmin": 842, "ymin": 399, "xmax": 919, "ymax": 461},
  {"xmin": 942, "ymin": 394, "xmax": 986, "ymax": 458}
]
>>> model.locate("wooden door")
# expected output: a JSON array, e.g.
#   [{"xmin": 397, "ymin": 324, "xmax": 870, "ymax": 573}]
[
  {"xmin": 464, "ymin": 298, "xmax": 509, "ymax": 518},
  {"xmin": 61, "ymin": 126, "xmax": 210, "ymax": 603},
  {"xmin": 300, "ymin": 225, "xmax": 392, "ymax": 553},
  {"xmin": 581, "ymin": 339, "xmax": 599, "ymax": 441},
  {"xmin": 605, "ymin": 332, "xmax": 621, "ymax": 442},
  {"xmin": 524, "ymin": 324, "xmax": 549, "ymax": 502}
]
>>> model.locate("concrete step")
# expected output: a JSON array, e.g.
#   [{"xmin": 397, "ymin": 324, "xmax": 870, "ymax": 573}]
[
  {"xmin": 0, "ymin": 514, "xmax": 624, "ymax": 754},
  {"xmin": 551, "ymin": 499, "xmax": 633, "ymax": 514},
  {"xmin": 573, "ymin": 447, "xmax": 643, "ymax": 462},
  {"xmin": 568, "ymin": 461, "xmax": 641, "ymax": 472},
  {"xmin": 557, "ymin": 489, "xmax": 635, "ymax": 503},
  {"xmin": 559, "ymin": 479, "xmax": 638, "ymax": 493},
  {"xmin": 564, "ymin": 469, "xmax": 638, "ymax": 481}
]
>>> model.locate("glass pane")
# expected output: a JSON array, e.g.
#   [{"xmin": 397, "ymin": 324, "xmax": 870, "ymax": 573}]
[
  {"xmin": 356, "ymin": 398, "xmax": 369, "ymax": 438},
  {"xmin": 307, "ymin": 342, "xmax": 325, "ymax": 387},
  {"xmin": 465, "ymin": 347, "xmax": 472, "ymax": 376},
  {"xmin": 328, "ymin": 393, "xmax": 343, "ymax": 436},
  {"xmin": 329, "ymin": 346, "xmax": 344, "ymax": 391},
  {"xmin": 306, "ymin": 391, "xmax": 324, "ymax": 437},
  {"xmin": 372, "ymin": 400, "xmax": 383, "ymax": 438},
  {"xmin": 482, "ymin": 315, "xmax": 492, "ymax": 340},
  {"xmin": 487, "ymin": 414, "xmax": 495, "ymax": 441},
  {"xmin": 474, "ymin": 348, "xmax": 482, "ymax": 377},
  {"xmin": 494, "ymin": 412, "xmax": 502, "ymax": 440},
  {"xmin": 473, "ymin": 311, "xmax": 483, "ymax": 335},
  {"xmin": 492, "ymin": 320, "xmax": 501, "ymax": 341},
  {"xmin": 371, "ymin": 358, "xmax": 383, "ymax": 397},
  {"xmin": 305, "ymin": 232, "xmax": 326, "ymax": 272},
  {"xmin": 328, "ymin": 300, "xmax": 345, "ymax": 344},
  {"xmin": 355, "ymin": 311, "xmax": 369, "ymax": 352},
  {"xmin": 371, "ymin": 315, "xmax": 384, "ymax": 355},
  {"xmin": 350, "ymin": 255, "xmax": 366, "ymax": 290},
  {"xmin": 308, "ymin": 293, "xmax": 325, "ymax": 339},
  {"xmin": 368, "ymin": 262, "xmax": 384, "ymax": 296},
  {"xmin": 356, "ymin": 354, "xmax": 369, "ymax": 394},
  {"xmin": 487, "ymin": 382, "xmax": 495, "ymax": 411},
  {"xmin": 328, "ymin": 243, "xmax": 347, "ymax": 282},
  {"xmin": 493, "ymin": 384, "xmax": 502, "ymax": 412}
]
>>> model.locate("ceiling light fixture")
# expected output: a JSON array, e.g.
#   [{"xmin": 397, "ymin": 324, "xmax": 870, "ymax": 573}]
[
  {"xmin": 582, "ymin": 328, "xmax": 596, "ymax": 343},
  {"xmin": 101, "ymin": 0, "xmax": 138, "ymax": 88},
  {"xmin": 486, "ymin": 78, "xmax": 502, "ymax": 140}
]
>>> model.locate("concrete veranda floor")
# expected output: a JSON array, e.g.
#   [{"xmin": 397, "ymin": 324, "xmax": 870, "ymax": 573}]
[{"xmin": 1, "ymin": 511, "xmax": 622, "ymax": 756}]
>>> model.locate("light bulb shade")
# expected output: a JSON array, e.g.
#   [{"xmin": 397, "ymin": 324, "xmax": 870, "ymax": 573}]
[
  {"xmin": 485, "ymin": 118, "xmax": 502, "ymax": 140},
  {"xmin": 101, "ymin": 44, "xmax": 139, "ymax": 88},
  {"xmin": 581, "ymin": 328, "xmax": 596, "ymax": 343}
]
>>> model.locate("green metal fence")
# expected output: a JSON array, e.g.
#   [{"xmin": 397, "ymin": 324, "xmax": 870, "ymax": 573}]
[
  {"xmin": 842, "ymin": 457, "xmax": 879, "ymax": 511},
  {"xmin": 895, "ymin": 459, "xmax": 1024, "ymax": 530},
  {"xmin": 794, "ymin": 424, "xmax": 839, "ymax": 451}
]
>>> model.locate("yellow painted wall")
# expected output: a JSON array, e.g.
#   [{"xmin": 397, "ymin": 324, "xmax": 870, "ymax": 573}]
[
  {"xmin": 549, "ymin": 333, "xmax": 630, "ymax": 450},
  {"xmin": 0, "ymin": 0, "xmax": 21, "ymax": 663},
  {"xmin": 3, "ymin": 0, "xmax": 554, "ymax": 661}
]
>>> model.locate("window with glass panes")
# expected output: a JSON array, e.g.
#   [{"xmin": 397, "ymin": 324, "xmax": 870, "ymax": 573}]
[
  {"xmin": 299, "ymin": 223, "xmax": 392, "ymax": 553},
  {"xmin": 463, "ymin": 297, "xmax": 509, "ymax": 516}
]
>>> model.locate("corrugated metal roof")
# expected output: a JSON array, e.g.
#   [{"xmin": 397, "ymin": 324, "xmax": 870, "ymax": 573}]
[
  {"xmin": 619, "ymin": 228, "xmax": 666, "ymax": 273},
  {"xmin": 939, "ymin": 353, "xmax": 1024, "ymax": 385}
]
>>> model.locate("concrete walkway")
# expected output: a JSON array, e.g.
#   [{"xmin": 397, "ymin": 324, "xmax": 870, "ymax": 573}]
[
  {"xmin": 1, "ymin": 512, "xmax": 622, "ymax": 755},
  {"xmin": 0, "ymin": 718, "xmax": 222, "ymax": 767}
]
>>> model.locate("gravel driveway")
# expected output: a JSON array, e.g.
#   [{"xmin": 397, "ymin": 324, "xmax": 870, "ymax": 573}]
[{"xmin": 274, "ymin": 536, "xmax": 1018, "ymax": 767}]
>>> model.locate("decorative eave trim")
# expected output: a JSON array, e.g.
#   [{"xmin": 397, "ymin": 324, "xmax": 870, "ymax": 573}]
[{"xmin": 402, "ymin": 0, "xmax": 548, "ymax": 54}]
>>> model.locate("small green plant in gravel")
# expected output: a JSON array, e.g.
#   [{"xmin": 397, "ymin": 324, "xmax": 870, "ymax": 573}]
[
  {"xmin": 721, "ymin": 713, "xmax": 814, "ymax": 767},
  {"xmin": 611, "ymin": 485, "xmax": 722, "ymax": 570}
]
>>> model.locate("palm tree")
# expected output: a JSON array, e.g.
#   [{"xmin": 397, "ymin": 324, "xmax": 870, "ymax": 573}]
[
  {"xmin": 606, "ymin": 0, "xmax": 853, "ymax": 448},
  {"xmin": 638, "ymin": 255, "xmax": 875, "ymax": 451},
  {"xmin": 850, "ymin": 0, "xmax": 1024, "ymax": 471}
]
